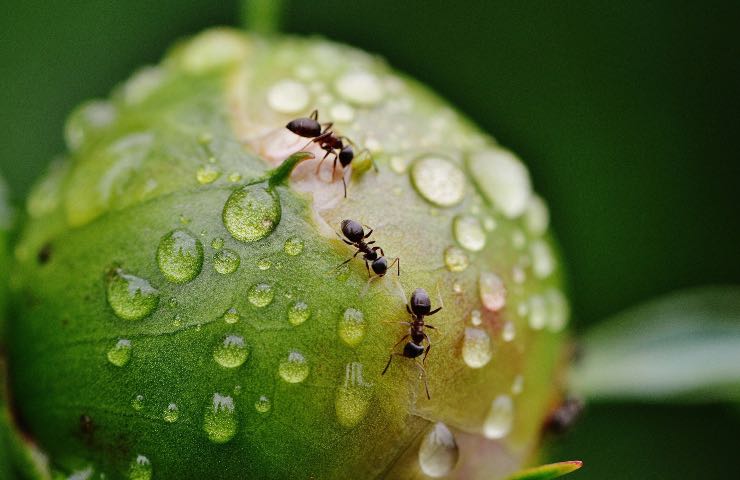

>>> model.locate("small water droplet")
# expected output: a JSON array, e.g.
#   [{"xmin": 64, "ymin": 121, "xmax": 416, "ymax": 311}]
[
  {"xmin": 156, "ymin": 229, "xmax": 204, "ymax": 284},
  {"xmin": 247, "ymin": 283, "xmax": 274, "ymax": 307},
  {"xmin": 222, "ymin": 185, "xmax": 281, "ymax": 243},
  {"xmin": 213, "ymin": 335, "xmax": 249, "ymax": 368},
  {"xmin": 338, "ymin": 308, "xmax": 366, "ymax": 347},
  {"xmin": 418, "ymin": 422, "xmax": 459, "ymax": 478},
  {"xmin": 132, "ymin": 395, "xmax": 144, "ymax": 411},
  {"xmin": 443, "ymin": 246, "xmax": 469, "ymax": 272},
  {"xmin": 479, "ymin": 272, "xmax": 506, "ymax": 311},
  {"xmin": 546, "ymin": 288, "xmax": 570, "ymax": 332},
  {"xmin": 128, "ymin": 454, "xmax": 152, "ymax": 480},
  {"xmin": 502, "ymin": 320, "xmax": 516, "ymax": 342},
  {"xmin": 106, "ymin": 268, "xmax": 159, "ymax": 321},
  {"xmin": 213, "ymin": 249, "xmax": 240, "ymax": 274},
  {"xmin": 335, "ymin": 71, "xmax": 384, "ymax": 105},
  {"xmin": 203, "ymin": 393, "xmax": 237, "ymax": 443},
  {"xmin": 267, "ymin": 79, "xmax": 310, "ymax": 114},
  {"xmin": 410, "ymin": 156, "xmax": 466, "ymax": 207},
  {"xmin": 335, "ymin": 362, "xmax": 373, "ymax": 428},
  {"xmin": 468, "ymin": 149, "xmax": 532, "ymax": 218},
  {"xmin": 163, "ymin": 403, "xmax": 179, "ymax": 423},
  {"xmin": 524, "ymin": 195, "xmax": 550, "ymax": 235},
  {"xmin": 288, "ymin": 301, "xmax": 310, "ymax": 326},
  {"xmin": 222, "ymin": 307, "xmax": 240, "ymax": 324},
  {"xmin": 470, "ymin": 310, "xmax": 482, "ymax": 326},
  {"xmin": 107, "ymin": 339, "xmax": 132, "ymax": 367},
  {"xmin": 228, "ymin": 171, "xmax": 243, "ymax": 183},
  {"xmin": 452, "ymin": 282, "xmax": 463, "ymax": 294},
  {"xmin": 179, "ymin": 214, "xmax": 191, "ymax": 225},
  {"xmin": 482, "ymin": 216, "xmax": 497, "ymax": 232},
  {"xmin": 531, "ymin": 239, "xmax": 555, "ymax": 278},
  {"xmin": 172, "ymin": 314, "xmax": 182, "ymax": 327},
  {"xmin": 255, "ymin": 395, "xmax": 272, "ymax": 414},
  {"xmin": 511, "ymin": 375, "xmax": 524, "ymax": 395},
  {"xmin": 257, "ymin": 258, "xmax": 272, "ymax": 270},
  {"xmin": 462, "ymin": 327, "xmax": 493, "ymax": 368},
  {"xmin": 211, "ymin": 237, "xmax": 224, "ymax": 250},
  {"xmin": 453, "ymin": 215, "xmax": 486, "ymax": 252},
  {"xmin": 528, "ymin": 295, "xmax": 547, "ymax": 330},
  {"xmin": 168, "ymin": 297, "xmax": 179, "ymax": 308},
  {"xmin": 278, "ymin": 350, "xmax": 309, "ymax": 383},
  {"xmin": 196, "ymin": 164, "xmax": 221, "ymax": 184},
  {"xmin": 483, "ymin": 395, "xmax": 514, "ymax": 439},
  {"xmin": 283, "ymin": 236, "xmax": 304, "ymax": 256}
]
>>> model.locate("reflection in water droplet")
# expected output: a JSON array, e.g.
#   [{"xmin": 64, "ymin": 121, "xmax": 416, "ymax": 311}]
[
  {"xmin": 288, "ymin": 301, "xmax": 310, "ymax": 326},
  {"xmin": 213, "ymin": 335, "xmax": 249, "ymax": 368},
  {"xmin": 211, "ymin": 237, "xmax": 224, "ymax": 250},
  {"xmin": 410, "ymin": 156, "xmax": 466, "ymax": 207},
  {"xmin": 418, "ymin": 422, "xmax": 459, "ymax": 478},
  {"xmin": 531, "ymin": 239, "xmax": 555, "ymax": 278},
  {"xmin": 163, "ymin": 403, "xmax": 179, "ymax": 423},
  {"xmin": 255, "ymin": 395, "xmax": 272, "ymax": 414},
  {"xmin": 107, "ymin": 339, "xmax": 132, "ymax": 367},
  {"xmin": 132, "ymin": 395, "xmax": 144, "ymax": 411},
  {"xmin": 279, "ymin": 350, "xmax": 309, "ymax": 383},
  {"xmin": 267, "ymin": 79, "xmax": 310, "ymax": 114},
  {"xmin": 483, "ymin": 395, "xmax": 514, "ymax": 439},
  {"xmin": 528, "ymin": 295, "xmax": 547, "ymax": 330},
  {"xmin": 444, "ymin": 246, "xmax": 469, "ymax": 272},
  {"xmin": 502, "ymin": 320, "xmax": 516, "ymax": 342},
  {"xmin": 222, "ymin": 184, "xmax": 280, "ymax": 243},
  {"xmin": 462, "ymin": 327, "xmax": 493, "ymax": 368},
  {"xmin": 248, "ymin": 283, "xmax": 274, "ymax": 307},
  {"xmin": 129, "ymin": 454, "xmax": 152, "ymax": 480},
  {"xmin": 479, "ymin": 272, "xmax": 506, "ymax": 311},
  {"xmin": 213, "ymin": 249, "xmax": 240, "ymax": 274},
  {"xmin": 335, "ymin": 362, "xmax": 373, "ymax": 428},
  {"xmin": 283, "ymin": 236, "xmax": 304, "ymax": 256},
  {"xmin": 335, "ymin": 71, "xmax": 384, "ymax": 105},
  {"xmin": 468, "ymin": 149, "xmax": 532, "ymax": 218},
  {"xmin": 453, "ymin": 215, "xmax": 486, "ymax": 252},
  {"xmin": 203, "ymin": 393, "xmax": 237, "ymax": 443},
  {"xmin": 338, "ymin": 308, "xmax": 366, "ymax": 347},
  {"xmin": 106, "ymin": 268, "xmax": 159, "ymax": 321},
  {"xmin": 196, "ymin": 164, "xmax": 221, "ymax": 184},
  {"xmin": 222, "ymin": 307, "xmax": 240, "ymax": 324},
  {"xmin": 156, "ymin": 229, "xmax": 204, "ymax": 283}
]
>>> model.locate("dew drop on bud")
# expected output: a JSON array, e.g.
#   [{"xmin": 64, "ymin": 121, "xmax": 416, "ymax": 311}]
[
  {"xmin": 443, "ymin": 246, "xmax": 469, "ymax": 272},
  {"xmin": 255, "ymin": 395, "xmax": 271, "ymax": 414},
  {"xmin": 107, "ymin": 339, "xmax": 132, "ymax": 367},
  {"xmin": 213, "ymin": 248, "xmax": 240, "ymax": 275},
  {"xmin": 156, "ymin": 229, "xmax": 204, "ymax": 284},
  {"xmin": 335, "ymin": 362, "xmax": 373, "ymax": 428},
  {"xmin": 128, "ymin": 454, "xmax": 152, "ymax": 480},
  {"xmin": 453, "ymin": 215, "xmax": 486, "ymax": 252},
  {"xmin": 163, "ymin": 403, "xmax": 179, "ymax": 423},
  {"xmin": 203, "ymin": 393, "xmax": 237, "ymax": 444},
  {"xmin": 410, "ymin": 156, "xmax": 466, "ymax": 207},
  {"xmin": 247, "ymin": 283, "xmax": 274, "ymax": 308},
  {"xmin": 462, "ymin": 327, "xmax": 493, "ymax": 368},
  {"xmin": 338, "ymin": 308, "xmax": 366, "ymax": 347},
  {"xmin": 478, "ymin": 272, "xmax": 506, "ymax": 312},
  {"xmin": 213, "ymin": 335, "xmax": 249, "ymax": 368},
  {"xmin": 418, "ymin": 422, "xmax": 459, "ymax": 478},
  {"xmin": 222, "ymin": 185, "xmax": 280, "ymax": 243},
  {"xmin": 278, "ymin": 350, "xmax": 309, "ymax": 383},
  {"xmin": 287, "ymin": 301, "xmax": 310, "ymax": 326},
  {"xmin": 106, "ymin": 268, "xmax": 159, "ymax": 321},
  {"xmin": 283, "ymin": 236, "xmax": 304, "ymax": 256},
  {"xmin": 483, "ymin": 395, "xmax": 514, "ymax": 439}
]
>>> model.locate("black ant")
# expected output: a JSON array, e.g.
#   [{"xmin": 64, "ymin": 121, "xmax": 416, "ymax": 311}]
[
  {"xmin": 336, "ymin": 219, "xmax": 399, "ymax": 278},
  {"xmin": 285, "ymin": 110, "xmax": 374, "ymax": 197},
  {"xmin": 382, "ymin": 288, "xmax": 442, "ymax": 399}
]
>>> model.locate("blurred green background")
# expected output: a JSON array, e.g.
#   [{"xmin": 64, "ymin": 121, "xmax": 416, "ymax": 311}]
[{"xmin": 1, "ymin": 1, "xmax": 738, "ymax": 478}]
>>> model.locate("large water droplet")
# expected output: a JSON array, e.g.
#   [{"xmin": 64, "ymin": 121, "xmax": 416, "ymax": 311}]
[
  {"xmin": 213, "ymin": 335, "xmax": 249, "ymax": 368},
  {"xmin": 203, "ymin": 393, "xmax": 237, "ymax": 444},
  {"xmin": 283, "ymin": 236, "xmax": 304, "ymax": 256},
  {"xmin": 163, "ymin": 403, "xmax": 179, "ymax": 423},
  {"xmin": 211, "ymin": 237, "xmax": 224, "ymax": 250},
  {"xmin": 443, "ymin": 246, "xmax": 469, "ymax": 272},
  {"xmin": 247, "ymin": 283, "xmax": 274, "ymax": 308},
  {"xmin": 106, "ymin": 268, "xmax": 159, "ymax": 321},
  {"xmin": 468, "ymin": 149, "xmax": 532, "ymax": 218},
  {"xmin": 257, "ymin": 258, "xmax": 272, "ymax": 271},
  {"xmin": 107, "ymin": 339, "xmax": 132, "ymax": 367},
  {"xmin": 335, "ymin": 362, "xmax": 373, "ymax": 428},
  {"xmin": 156, "ymin": 229, "xmax": 204, "ymax": 284},
  {"xmin": 196, "ymin": 164, "xmax": 221, "ymax": 184},
  {"xmin": 462, "ymin": 327, "xmax": 493, "ymax": 368},
  {"xmin": 483, "ymin": 395, "xmax": 514, "ymax": 439},
  {"xmin": 222, "ymin": 307, "xmax": 240, "ymax": 324},
  {"xmin": 255, "ymin": 395, "xmax": 272, "ymax": 414},
  {"xmin": 288, "ymin": 301, "xmax": 310, "ymax": 326},
  {"xmin": 222, "ymin": 185, "xmax": 280, "ymax": 243},
  {"xmin": 453, "ymin": 215, "xmax": 486, "ymax": 252},
  {"xmin": 267, "ymin": 79, "xmax": 310, "ymax": 114},
  {"xmin": 338, "ymin": 308, "xmax": 366, "ymax": 347},
  {"xmin": 479, "ymin": 272, "xmax": 506, "ymax": 311},
  {"xmin": 531, "ymin": 239, "xmax": 555, "ymax": 278},
  {"xmin": 418, "ymin": 422, "xmax": 460, "ymax": 478},
  {"xmin": 278, "ymin": 350, "xmax": 309, "ymax": 383},
  {"xmin": 335, "ymin": 71, "xmax": 384, "ymax": 106},
  {"xmin": 213, "ymin": 248, "xmax": 240, "ymax": 274},
  {"xmin": 128, "ymin": 454, "xmax": 152, "ymax": 480},
  {"xmin": 410, "ymin": 156, "xmax": 466, "ymax": 207}
]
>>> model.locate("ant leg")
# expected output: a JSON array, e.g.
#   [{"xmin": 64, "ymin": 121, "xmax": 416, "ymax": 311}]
[
  {"xmin": 382, "ymin": 352, "xmax": 407, "ymax": 376},
  {"xmin": 320, "ymin": 122, "xmax": 334, "ymax": 134},
  {"xmin": 341, "ymin": 169, "xmax": 348, "ymax": 198},
  {"xmin": 387, "ymin": 257, "xmax": 400, "ymax": 276},
  {"xmin": 364, "ymin": 259, "xmax": 371, "ymax": 278},
  {"xmin": 427, "ymin": 307, "xmax": 443, "ymax": 316},
  {"xmin": 425, "ymin": 324, "xmax": 436, "ymax": 329},
  {"xmin": 309, "ymin": 110, "xmax": 318, "ymax": 120},
  {"xmin": 333, "ymin": 230, "xmax": 355, "ymax": 246},
  {"xmin": 392, "ymin": 334, "xmax": 410, "ymax": 349},
  {"xmin": 422, "ymin": 334, "xmax": 432, "ymax": 366},
  {"xmin": 357, "ymin": 148, "xmax": 378, "ymax": 172},
  {"xmin": 315, "ymin": 150, "xmax": 332, "ymax": 175},
  {"xmin": 366, "ymin": 241, "xmax": 376, "ymax": 245},
  {"xmin": 363, "ymin": 226, "xmax": 374, "ymax": 238},
  {"xmin": 406, "ymin": 304, "xmax": 413, "ymax": 315},
  {"xmin": 372, "ymin": 246, "xmax": 386, "ymax": 257},
  {"xmin": 415, "ymin": 361, "xmax": 431, "ymax": 399}
]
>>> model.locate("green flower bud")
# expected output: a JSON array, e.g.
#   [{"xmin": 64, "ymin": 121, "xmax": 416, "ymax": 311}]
[{"xmin": 9, "ymin": 29, "xmax": 570, "ymax": 479}]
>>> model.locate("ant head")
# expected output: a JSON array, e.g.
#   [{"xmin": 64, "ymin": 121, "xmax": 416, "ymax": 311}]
[
  {"xmin": 371, "ymin": 257, "xmax": 388, "ymax": 275},
  {"xmin": 409, "ymin": 288, "xmax": 432, "ymax": 316},
  {"xmin": 340, "ymin": 219, "xmax": 364, "ymax": 243},
  {"xmin": 339, "ymin": 145, "xmax": 354, "ymax": 167},
  {"xmin": 286, "ymin": 117, "xmax": 322, "ymax": 138}
]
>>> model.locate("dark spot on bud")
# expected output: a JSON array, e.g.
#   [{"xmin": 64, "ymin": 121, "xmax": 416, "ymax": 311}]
[
  {"xmin": 543, "ymin": 396, "xmax": 585, "ymax": 436},
  {"xmin": 37, "ymin": 242, "xmax": 52, "ymax": 264}
]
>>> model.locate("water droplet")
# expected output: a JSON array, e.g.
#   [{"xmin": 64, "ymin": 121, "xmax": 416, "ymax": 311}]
[
  {"xmin": 443, "ymin": 246, "xmax": 469, "ymax": 272},
  {"xmin": 196, "ymin": 164, "xmax": 221, "ymax": 184},
  {"xmin": 213, "ymin": 335, "xmax": 249, "ymax": 368},
  {"xmin": 228, "ymin": 171, "xmax": 243, "ymax": 183},
  {"xmin": 131, "ymin": 395, "xmax": 144, "ymax": 411},
  {"xmin": 163, "ymin": 403, "xmax": 179, "ymax": 423},
  {"xmin": 338, "ymin": 308, "xmax": 366, "ymax": 347},
  {"xmin": 335, "ymin": 362, "xmax": 373, "ymax": 428},
  {"xmin": 211, "ymin": 237, "xmax": 224, "ymax": 250},
  {"xmin": 288, "ymin": 301, "xmax": 310, "ymax": 326},
  {"xmin": 156, "ymin": 229, "xmax": 204, "ymax": 284},
  {"xmin": 172, "ymin": 314, "xmax": 182, "ymax": 327},
  {"xmin": 479, "ymin": 272, "xmax": 506, "ymax": 311},
  {"xmin": 511, "ymin": 375, "xmax": 524, "ymax": 395},
  {"xmin": 213, "ymin": 249, "xmax": 240, "ymax": 274},
  {"xmin": 267, "ymin": 79, "xmax": 310, "ymax": 114},
  {"xmin": 502, "ymin": 320, "xmax": 516, "ymax": 342},
  {"xmin": 257, "ymin": 258, "xmax": 272, "ymax": 270},
  {"xmin": 483, "ymin": 395, "xmax": 514, "ymax": 439},
  {"xmin": 468, "ymin": 149, "xmax": 532, "ymax": 218},
  {"xmin": 233, "ymin": 385, "xmax": 242, "ymax": 395},
  {"xmin": 222, "ymin": 307, "xmax": 240, "ymax": 324},
  {"xmin": 470, "ymin": 310, "xmax": 482, "ymax": 326},
  {"xmin": 247, "ymin": 283, "xmax": 274, "ymax": 308},
  {"xmin": 203, "ymin": 393, "xmax": 237, "ymax": 444},
  {"xmin": 418, "ymin": 422, "xmax": 459, "ymax": 478},
  {"xmin": 179, "ymin": 214, "xmax": 191, "ymax": 225},
  {"xmin": 462, "ymin": 327, "xmax": 493, "ymax": 368},
  {"xmin": 482, "ymin": 216, "xmax": 497, "ymax": 232},
  {"xmin": 531, "ymin": 239, "xmax": 555, "ymax": 278},
  {"xmin": 546, "ymin": 288, "xmax": 569, "ymax": 332},
  {"xmin": 255, "ymin": 395, "xmax": 272, "ymax": 414},
  {"xmin": 107, "ymin": 339, "xmax": 132, "ymax": 367},
  {"xmin": 524, "ymin": 195, "xmax": 550, "ymax": 234},
  {"xmin": 452, "ymin": 282, "xmax": 463, "ymax": 294},
  {"xmin": 222, "ymin": 185, "xmax": 281, "ymax": 243},
  {"xmin": 278, "ymin": 350, "xmax": 309, "ymax": 383},
  {"xmin": 410, "ymin": 156, "xmax": 466, "ymax": 207},
  {"xmin": 283, "ymin": 236, "xmax": 304, "ymax": 256},
  {"xmin": 168, "ymin": 297, "xmax": 179, "ymax": 308},
  {"xmin": 330, "ymin": 102, "xmax": 355, "ymax": 122},
  {"xmin": 106, "ymin": 268, "xmax": 159, "ymax": 321},
  {"xmin": 128, "ymin": 454, "xmax": 152, "ymax": 480},
  {"xmin": 65, "ymin": 100, "xmax": 117, "ymax": 151},
  {"xmin": 528, "ymin": 295, "xmax": 547, "ymax": 330},
  {"xmin": 335, "ymin": 71, "xmax": 384, "ymax": 105},
  {"xmin": 453, "ymin": 215, "xmax": 486, "ymax": 252}
]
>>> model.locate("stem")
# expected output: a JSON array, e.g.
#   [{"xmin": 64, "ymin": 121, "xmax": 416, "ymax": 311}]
[
  {"xmin": 241, "ymin": 0, "xmax": 284, "ymax": 34},
  {"xmin": 268, "ymin": 152, "xmax": 314, "ymax": 188}
]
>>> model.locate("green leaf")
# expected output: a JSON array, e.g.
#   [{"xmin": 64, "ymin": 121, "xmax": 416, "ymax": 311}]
[
  {"xmin": 507, "ymin": 460, "xmax": 582, "ymax": 480},
  {"xmin": 571, "ymin": 286, "xmax": 740, "ymax": 402}
]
